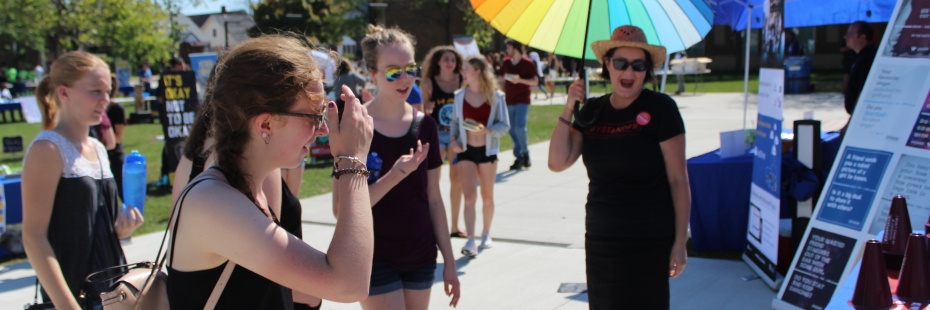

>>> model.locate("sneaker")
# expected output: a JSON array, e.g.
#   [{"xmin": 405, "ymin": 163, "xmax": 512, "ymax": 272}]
[
  {"xmin": 480, "ymin": 233, "xmax": 493, "ymax": 249},
  {"xmin": 461, "ymin": 240, "xmax": 478, "ymax": 258},
  {"xmin": 509, "ymin": 157, "xmax": 524, "ymax": 170},
  {"xmin": 523, "ymin": 154, "xmax": 532, "ymax": 168}
]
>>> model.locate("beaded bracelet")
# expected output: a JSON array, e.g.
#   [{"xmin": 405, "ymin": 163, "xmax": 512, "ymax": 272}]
[
  {"xmin": 558, "ymin": 117, "xmax": 572, "ymax": 127},
  {"xmin": 333, "ymin": 168, "xmax": 371, "ymax": 179}
]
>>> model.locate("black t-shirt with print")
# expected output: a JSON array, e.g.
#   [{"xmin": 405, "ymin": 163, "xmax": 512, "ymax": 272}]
[{"xmin": 573, "ymin": 89, "xmax": 685, "ymax": 238}]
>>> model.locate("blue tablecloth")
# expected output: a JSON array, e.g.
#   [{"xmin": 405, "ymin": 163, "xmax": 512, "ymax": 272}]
[
  {"xmin": 0, "ymin": 100, "xmax": 23, "ymax": 123},
  {"xmin": 688, "ymin": 149, "xmax": 755, "ymax": 251},
  {"xmin": 688, "ymin": 132, "xmax": 842, "ymax": 251}
]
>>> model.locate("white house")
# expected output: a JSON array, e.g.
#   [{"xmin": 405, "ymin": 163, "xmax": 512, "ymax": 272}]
[{"xmin": 180, "ymin": 7, "xmax": 255, "ymax": 50}]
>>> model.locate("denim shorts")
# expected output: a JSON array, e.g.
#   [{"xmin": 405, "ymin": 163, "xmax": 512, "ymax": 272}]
[
  {"xmin": 369, "ymin": 262, "xmax": 436, "ymax": 296},
  {"xmin": 437, "ymin": 129, "xmax": 451, "ymax": 150}
]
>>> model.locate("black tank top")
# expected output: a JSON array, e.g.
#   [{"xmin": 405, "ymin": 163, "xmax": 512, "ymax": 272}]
[
  {"xmin": 167, "ymin": 168, "xmax": 295, "ymax": 310},
  {"xmin": 429, "ymin": 75, "xmax": 461, "ymax": 131},
  {"xmin": 30, "ymin": 131, "xmax": 126, "ymax": 307}
]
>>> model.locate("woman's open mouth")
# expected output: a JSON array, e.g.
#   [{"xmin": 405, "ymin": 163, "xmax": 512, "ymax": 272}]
[{"xmin": 619, "ymin": 79, "xmax": 635, "ymax": 88}]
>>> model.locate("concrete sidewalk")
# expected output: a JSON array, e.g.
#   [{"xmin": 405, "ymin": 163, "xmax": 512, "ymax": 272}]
[{"xmin": 0, "ymin": 92, "xmax": 848, "ymax": 309}]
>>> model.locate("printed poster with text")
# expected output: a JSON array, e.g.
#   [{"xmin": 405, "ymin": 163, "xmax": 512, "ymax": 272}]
[
  {"xmin": 776, "ymin": 0, "xmax": 930, "ymax": 309},
  {"xmin": 746, "ymin": 0, "xmax": 786, "ymax": 290},
  {"xmin": 745, "ymin": 68, "xmax": 785, "ymax": 289},
  {"xmin": 156, "ymin": 71, "xmax": 199, "ymax": 174},
  {"xmin": 188, "ymin": 52, "xmax": 217, "ymax": 101}
]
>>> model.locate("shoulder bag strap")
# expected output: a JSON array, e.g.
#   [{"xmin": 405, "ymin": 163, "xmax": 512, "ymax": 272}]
[
  {"xmin": 133, "ymin": 176, "xmax": 213, "ymax": 300},
  {"xmin": 404, "ymin": 108, "xmax": 424, "ymax": 151},
  {"xmin": 203, "ymin": 261, "xmax": 236, "ymax": 310}
]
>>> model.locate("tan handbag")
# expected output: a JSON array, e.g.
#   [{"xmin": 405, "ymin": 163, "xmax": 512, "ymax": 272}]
[{"xmin": 86, "ymin": 177, "xmax": 232, "ymax": 310}]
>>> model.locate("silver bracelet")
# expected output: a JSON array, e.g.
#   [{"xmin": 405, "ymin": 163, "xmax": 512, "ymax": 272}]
[{"xmin": 335, "ymin": 155, "xmax": 365, "ymax": 166}]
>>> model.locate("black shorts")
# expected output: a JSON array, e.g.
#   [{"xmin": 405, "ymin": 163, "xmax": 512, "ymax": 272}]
[
  {"xmin": 369, "ymin": 262, "xmax": 436, "ymax": 295},
  {"xmin": 455, "ymin": 145, "xmax": 497, "ymax": 164}
]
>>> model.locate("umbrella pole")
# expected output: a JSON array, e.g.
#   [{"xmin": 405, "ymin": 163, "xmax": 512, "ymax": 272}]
[
  {"xmin": 660, "ymin": 53, "xmax": 670, "ymax": 93},
  {"xmin": 571, "ymin": 0, "xmax": 599, "ymax": 129},
  {"xmin": 743, "ymin": 4, "xmax": 752, "ymax": 132},
  {"xmin": 582, "ymin": 0, "xmax": 592, "ymax": 100}
]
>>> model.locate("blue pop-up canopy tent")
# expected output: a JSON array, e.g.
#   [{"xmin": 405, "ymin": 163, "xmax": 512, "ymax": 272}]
[{"xmin": 711, "ymin": 0, "xmax": 897, "ymax": 31}]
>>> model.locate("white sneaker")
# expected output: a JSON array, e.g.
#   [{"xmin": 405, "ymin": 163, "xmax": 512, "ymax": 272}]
[
  {"xmin": 480, "ymin": 233, "xmax": 493, "ymax": 249},
  {"xmin": 461, "ymin": 240, "xmax": 478, "ymax": 258}
]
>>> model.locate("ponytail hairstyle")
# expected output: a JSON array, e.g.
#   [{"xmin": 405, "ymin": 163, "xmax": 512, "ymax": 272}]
[
  {"xmin": 208, "ymin": 34, "xmax": 325, "ymax": 204},
  {"xmin": 109, "ymin": 73, "xmax": 119, "ymax": 99},
  {"xmin": 36, "ymin": 51, "xmax": 109, "ymax": 129},
  {"xmin": 360, "ymin": 24, "xmax": 416, "ymax": 73},
  {"xmin": 464, "ymin": 55, "xmax": 498, "ymax": 105}
]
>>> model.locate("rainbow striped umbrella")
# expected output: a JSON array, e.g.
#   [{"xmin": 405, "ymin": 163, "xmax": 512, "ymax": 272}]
[{"xmin": 471, "ymin": 0, "xmax": 715, "ymax": 60}]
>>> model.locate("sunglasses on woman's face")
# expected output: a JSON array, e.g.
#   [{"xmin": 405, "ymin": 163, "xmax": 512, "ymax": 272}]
[
  {"xmin": 611, "ymin": 59, "xmax": 649, "ymax": 72},
  {"xmin": 277, "ymin": 111, "xmax": 327, "ymax": 131},
  {"xmin": 383, "ymin": 64, "xmax": 420, "ymax": 82}
]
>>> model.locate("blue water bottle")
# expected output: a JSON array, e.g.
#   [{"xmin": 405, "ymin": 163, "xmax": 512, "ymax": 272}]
[
  {"xmin": 367, "ymin": 152, "xmax": 382, "ymax": 185},
  {"xmin": 123, "ymin": 150, "xmax": 147, "ymax": 215}
]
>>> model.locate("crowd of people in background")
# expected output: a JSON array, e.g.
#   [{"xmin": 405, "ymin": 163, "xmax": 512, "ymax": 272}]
[{"xmin": 12, "ymin": 17, "xmax": 884, "ymax": 309}]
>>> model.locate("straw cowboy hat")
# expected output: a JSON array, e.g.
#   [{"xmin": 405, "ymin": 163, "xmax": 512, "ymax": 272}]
[{"xmin": 591, "ymin": 25, "xmax": 667, "ymax": 70}]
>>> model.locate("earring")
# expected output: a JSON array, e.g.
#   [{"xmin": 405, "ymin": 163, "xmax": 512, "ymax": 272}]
[{"xmin": 262, "ymin": 132, "xmax": 270, "ymax": 144}]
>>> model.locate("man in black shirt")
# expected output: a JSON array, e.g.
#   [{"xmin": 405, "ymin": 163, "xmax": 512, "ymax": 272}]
[{"xmin": 844, "ymin": 21, "xmax": 877, "ymax": 116}]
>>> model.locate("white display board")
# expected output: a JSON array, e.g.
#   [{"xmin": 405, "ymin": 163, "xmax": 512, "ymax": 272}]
[
  {"xmin": 744, "ymin": 0, "xmax": 786, "ymax": 290},
  {"xmin": 774, "ymin": 0, "xmax": 930, "ymax": 308},
  {"xmin": 17, "ymin": 96, "xmax": 42, "ymax": 124},
  {"xmin": 744, "ymin": 67, "xmax": 785, "ymax": 289}
]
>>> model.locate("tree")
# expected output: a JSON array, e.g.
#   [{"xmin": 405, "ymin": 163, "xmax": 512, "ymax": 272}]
[
  {"xmin": 93, "ymin": 0, "xmax": 175, "ymax": 64},
  {"xmin": 409, "ymin": 0, "xmax": 457, "ymax": 45},
  {"xmin": 409, "ymin": 0, "xmax": 496, "ymax": 51},
  {"xmin": 462, "ymin": 4, "xmax": 495, "ymax": 52},
  {"xmin": 39, "ymin": 0, "xmax": 174, "ymax": 63},
  {"xmin": 249, "ymin": 0, "xmax": 366, "ymax": 47},
  {"xmin": 0, "ymin": 0, "xmax": 55, "ymax": 56}
]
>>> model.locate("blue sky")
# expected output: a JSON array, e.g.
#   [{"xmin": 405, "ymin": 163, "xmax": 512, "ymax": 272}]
[{"xmin": 181, "ymin": 0, "xmax": 253, "ymax": 16}]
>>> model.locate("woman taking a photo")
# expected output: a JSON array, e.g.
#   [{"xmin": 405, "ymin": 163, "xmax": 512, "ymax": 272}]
[
  {"xmin": 170, "ymin": 84, "xmax": 321, "ymax": 309},
  {"xmin": 22, "ymin": 51, "xmax": 144, "ymax": 309},
  {"xmin": 354, "ymin": 25, "xmax": 460, "ymax": 309},
  {"xmin": 167, "ymin": 34, "xmax": 375, "ymax": 309},
  {"xmin": 420, "ymin": 45, "xmax": 466, "ymax": 239},
  {"xmin": 450, "ymin": 56, "xmax": 510, "ymax": 257},
  {"xmin": 548, "ymin": 25, "xmax": 690, "ymax": 309}
]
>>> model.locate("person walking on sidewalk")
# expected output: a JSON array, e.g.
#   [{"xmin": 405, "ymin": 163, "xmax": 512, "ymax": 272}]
[
  {"xmin": 451, "ymin": 56, "xmax": 510, "ymax": 258},
  {"xmin": 529, "ymin": 51, "xmax": 550, "ymax": 99},
  {"xmin": 166, "ymin": 35, "xmax": 375, "ymax": 309},
  {"xmin": 420, "ymin": 45, "xmax": 467, "ymax": 239},
  {"xmin": 548, "ymin": 25, "xmax": 691, "ymax": 310},
  {"xmin": 22, "ymin": 51, "xmax": 144, "ymax": 309},
  {"xmin": 354, "ymin": 25, "xmax": 461, "ymax": 309},
  {"xmin": 500, "ymin": 39, "xmax": 538, "ymax": 170}
]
